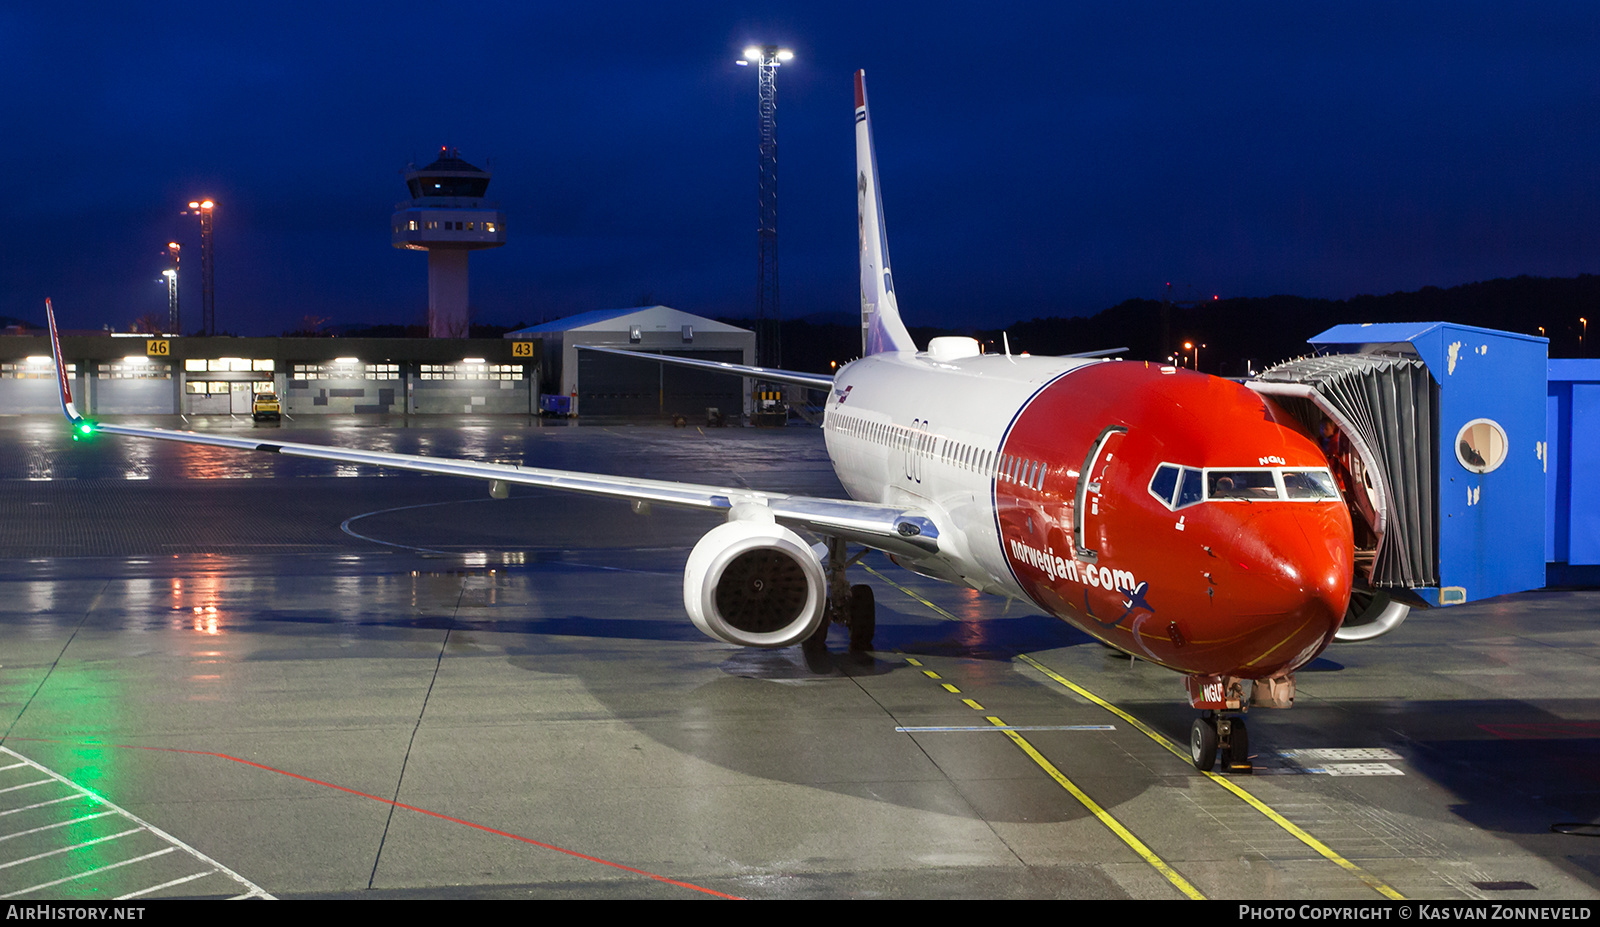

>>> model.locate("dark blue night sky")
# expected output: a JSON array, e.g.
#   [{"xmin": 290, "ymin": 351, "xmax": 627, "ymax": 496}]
[{"xmin": 4, "ymin": 2, "xmax": 1598, "ymax": 336}]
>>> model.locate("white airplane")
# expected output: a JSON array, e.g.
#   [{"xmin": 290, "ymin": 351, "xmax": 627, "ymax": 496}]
[{"xmin": 48, "ymin": 71, "xmax": 1354, "ymax": 773}]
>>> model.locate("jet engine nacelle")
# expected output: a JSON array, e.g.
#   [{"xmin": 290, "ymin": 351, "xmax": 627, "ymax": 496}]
[{"xmin": 683, "ymin": 517, "xmax": 826, "ymax": 648}]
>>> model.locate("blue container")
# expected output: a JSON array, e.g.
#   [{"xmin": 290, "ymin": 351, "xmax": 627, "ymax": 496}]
[{"xmin": 1546, "ymin": 359, "xmax": 1600, "ymax": 584}]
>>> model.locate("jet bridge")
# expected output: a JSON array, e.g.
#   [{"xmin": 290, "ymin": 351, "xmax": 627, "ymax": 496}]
[{"xmin": 1250, "ymin": 322, "xmax": 1548, "ymax": 609}]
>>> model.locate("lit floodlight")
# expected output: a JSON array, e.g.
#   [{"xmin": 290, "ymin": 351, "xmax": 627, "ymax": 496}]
[
  {"xmin": 743, "ymin": 46, "xmax": 761, "ymax": 60},
  {"xmin": 461, "ymin": 357, "xmax": 485, "ymax": 364},
  {"xmin": 122, "ymin": 356, "xmax": 151, "ymax": 364},
  {"xmin": 332, "ymin": 357, "xmax": 359, "ymax": 365},
  {"xmin": 777, "ymin": 49, "xmax": 794, "ymax": 61},
  {"xmin": 24, "ymin": 356, "xmax": 52, "ymax": 366}
]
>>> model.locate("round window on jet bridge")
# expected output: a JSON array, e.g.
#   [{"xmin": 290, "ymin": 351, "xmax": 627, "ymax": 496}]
[{"xmin": 1454, "ymin": 418, "xmax": 1508, "ymax": 474}]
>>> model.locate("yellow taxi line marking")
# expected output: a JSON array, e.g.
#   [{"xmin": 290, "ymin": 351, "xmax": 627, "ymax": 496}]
[
  {"xmin": 870, "ymin": 569, "xmax": 1404, "ymax": 902},
  {"xmin": 890, "ymin": 619, "xmax": 1197, "ymax": 898},
  {"xmin": 865, "ymin": 565, "xmax": 960, "ymax": 621},
  {"xmin": 985, "ymin": 715, "xmax": 1206, "ymax": 900},
  {"xmin": 1014, "ymin": 653, "xmax": 1405, "ymax": 901}
]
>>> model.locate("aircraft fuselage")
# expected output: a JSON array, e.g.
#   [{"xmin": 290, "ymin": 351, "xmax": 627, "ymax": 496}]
[{"xmin": 822, "ymin": 351, "xmax": 1353, "ymax": 681}]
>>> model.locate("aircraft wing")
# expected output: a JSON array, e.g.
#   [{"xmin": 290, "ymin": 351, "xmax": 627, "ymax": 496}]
[
  {"xmin": 43, "ymin": 302, "xmax": 937, "ymax": 558},
  {"xmin": 576, "ymin": 345, "xmax": 835, "ymax": 391}
]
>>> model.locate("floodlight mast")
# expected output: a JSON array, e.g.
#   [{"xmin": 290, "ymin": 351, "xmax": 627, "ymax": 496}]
[
  {"xmin": 165, "ymin": 242, "xmax": 181, "ymax": 333},
  {"xmin": 186, "ymin": 200, "xmax": 215, "ymax": 335},
  {"xmin": 736, "ymin": 44, "xmax": 792, "ymax": 371}
]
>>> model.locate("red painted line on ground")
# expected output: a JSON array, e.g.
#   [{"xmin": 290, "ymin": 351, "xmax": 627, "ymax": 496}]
[
  {"xmin": 1477, "ymin": 721, "xmax": 1600, "ymax": 740},
  {"xmin": 7, "ymin": 737, "xmax": 742, "ymax": 900}
]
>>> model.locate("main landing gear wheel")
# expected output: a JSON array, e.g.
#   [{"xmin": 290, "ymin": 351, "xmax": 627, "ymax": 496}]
[
  {"xmin": 803, "ymin": 613, "xmax": 830, "ymax": 653},
  {"xmin": 1190, "ymin": 716, "xmax": 1218, "ymax": 771},
  {"xmin": 847, "ymin": 583, "xmax": 876, "ymax": 651}
]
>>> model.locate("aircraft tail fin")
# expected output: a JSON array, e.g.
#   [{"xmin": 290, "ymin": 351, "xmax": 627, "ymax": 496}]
[
  {"xmin": 855, "ymin": 70, "xmax": 916, "ymax": 357},
  {"xmin": 45, "ymin": 299, "xmax": 85, "ymax": 425}
]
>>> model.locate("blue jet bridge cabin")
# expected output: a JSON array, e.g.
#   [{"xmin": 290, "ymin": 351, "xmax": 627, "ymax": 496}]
[{"xmin": 1251, "ymin": 322, "xmax": 1593, "ymax": 611}]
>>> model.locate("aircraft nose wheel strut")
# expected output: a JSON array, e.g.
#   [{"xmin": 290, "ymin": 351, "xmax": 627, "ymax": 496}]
[{"xmin": 1190, "ymin": 712, "xmax": 1251, "ymax": 773}]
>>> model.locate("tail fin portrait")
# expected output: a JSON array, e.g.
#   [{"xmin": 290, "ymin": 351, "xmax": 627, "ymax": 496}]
[{"xmin": 855, "ymin": 70, "xmax": 916, "ymax": 357}]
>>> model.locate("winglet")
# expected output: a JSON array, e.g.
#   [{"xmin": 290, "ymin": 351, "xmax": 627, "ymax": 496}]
[
  {"xmin": 855, "ymin": 70, "xmax": 916, "ymax": 357},
  {"xmin": 44, "ymin": 299, "xmax": 86, "ymax": 427}
]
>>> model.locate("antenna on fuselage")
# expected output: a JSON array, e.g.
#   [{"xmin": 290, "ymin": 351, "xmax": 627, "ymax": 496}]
[{"xmin": 1003, "ymin": 332, "xmax": 1012, "ymax": 357}]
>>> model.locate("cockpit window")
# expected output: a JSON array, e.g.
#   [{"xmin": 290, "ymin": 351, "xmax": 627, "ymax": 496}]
[
  {"xmin": 1177, "ymin": 468, "xmax": 1205, "ymax": 507},
  {"xmin": 1149, "ymin": 464, "xmax": 1179, "ymax": 505},
  {"xmin": 1207, "ymin": 470, "xmax": 1278, "ymax": 500},
  {"xmin": 1283, "ymin": 469, "xmax": 1339, "ymax": 500},
  {"xmin": 1148, "ymin": 463, "xmax": 1340, "ymax": 510}
]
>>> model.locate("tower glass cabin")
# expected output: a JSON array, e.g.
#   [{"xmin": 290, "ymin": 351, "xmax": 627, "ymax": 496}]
[{"xmin": 391, "ymin": 148, "xmax": 507, "ymax": 338}]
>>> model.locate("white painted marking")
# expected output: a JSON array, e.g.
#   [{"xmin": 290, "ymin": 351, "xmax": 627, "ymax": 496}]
[
  {"xmin": 895, "ymin": 724, "xmax": 1115, "ymax": 733},
  {"xmin": 0, "ymin": 762, "xmax": 27, "ymax": 771},
  {"xmin": 0, "ymin": 810, "xmax": 117, "ymax": 842},
  {"xmin": 0, "ymin": 746, "xmax": 274, "ymax": 900},
  {"xmin": 0, "ymin": 827, "xmax": 143, "ymax": 871},
  {"xmin": 2, "ymin": 847, "xmax": 176, "ymax": 899},
  {"xmin": 1280, "ymin": 747, "xmax": 1402, "ymax": 762},
  {"xmin": 117, "ymin": 870, "xmax": 216, "ymax": 900},
  {"xmin": 0, "ymin": 779, "xmax": 51, "ymax": 795},
  {"xmin": 1319, "ymin": 763, "xmax": 1405, "ymax": 777},
  {"xmin": 0, "ymin": 795, "xmax": 81, "ymax": 818}
]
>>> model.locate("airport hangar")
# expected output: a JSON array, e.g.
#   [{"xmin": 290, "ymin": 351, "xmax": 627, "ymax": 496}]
[{"xmin": 0, "ymin": 306, "xmax": 754, "ymax": 421}]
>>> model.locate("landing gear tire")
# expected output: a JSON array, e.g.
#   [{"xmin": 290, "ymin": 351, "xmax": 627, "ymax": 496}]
[
  {"xmin": 1190, "ymin": 716, "xmax": 1218, "ymax": 771},
  {"xmin": 847, "ymin": 584, "xmax": 875, "ymax": 651},
  {"xmin": 1224, "ymin": 717, "xmax": 1252, "ymax": 774},
  {"xmin": 803, "ymin": 613, "xmax": 830, "ymax": 653}
]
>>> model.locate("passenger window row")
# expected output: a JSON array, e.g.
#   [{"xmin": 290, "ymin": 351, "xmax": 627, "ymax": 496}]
[{"xmin": 829, "ymin": 412, "xmax": 1049, "ymax": 490}]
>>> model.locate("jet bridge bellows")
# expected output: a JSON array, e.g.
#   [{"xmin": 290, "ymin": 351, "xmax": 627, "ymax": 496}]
[
  {"xmin": 1253, "ymin": 354, "xmax": 1439, "ymax": 589},
  {"xmin": 1250, "ymin": 322, "xmax": 1548, "ymax": 606}
]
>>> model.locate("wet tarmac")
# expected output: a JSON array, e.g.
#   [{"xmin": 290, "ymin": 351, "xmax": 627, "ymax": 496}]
[{"xmin": 0, "ymin": 415, "xmax": 1597, "ymax": 900}]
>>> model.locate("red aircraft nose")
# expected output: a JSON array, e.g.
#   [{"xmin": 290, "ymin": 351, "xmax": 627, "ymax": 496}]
[{"xmin": 1216, "ymin": 504, "xmax": 1353, "ymax": 677}]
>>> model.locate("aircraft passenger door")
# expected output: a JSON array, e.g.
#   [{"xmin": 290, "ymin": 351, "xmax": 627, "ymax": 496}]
[{"xmin": 1074, "ymin": 426, "xmax": 1127, "ymax": 563}]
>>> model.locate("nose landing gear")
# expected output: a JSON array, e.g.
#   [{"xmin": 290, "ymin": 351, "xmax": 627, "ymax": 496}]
[
  {"xmin": 1185, "ymin": 675, "xmax": 1254, "ymax": 773},
  {"xmin": 1190, "ymin": 713, "xmax": 1251, "ymax": 773}
]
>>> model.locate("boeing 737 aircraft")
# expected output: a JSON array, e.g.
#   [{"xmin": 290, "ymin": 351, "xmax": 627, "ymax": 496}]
[{"xmin": 47, "ymin": 71, "xmax": 1354, "ymax": 774}]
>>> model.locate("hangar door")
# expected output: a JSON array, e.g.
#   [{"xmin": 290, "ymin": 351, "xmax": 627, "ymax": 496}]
[{"xmin": 577, "ymin": 349, "xmax": 743, "ymax": 418}]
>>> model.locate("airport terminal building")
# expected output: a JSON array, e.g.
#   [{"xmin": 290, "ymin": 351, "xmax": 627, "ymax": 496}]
[
  {"xmin": 0, "ymin": 333, "xmax": 536, "ymax": 416},
  {"xmin": 0, "ymin": 307, "xmax": 754, "ymax": 420}
]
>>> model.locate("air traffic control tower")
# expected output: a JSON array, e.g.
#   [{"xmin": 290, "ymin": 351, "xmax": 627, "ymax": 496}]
[{"xmin": 391, "ymin": 148, "xmax": 506, "ymax": 337}]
